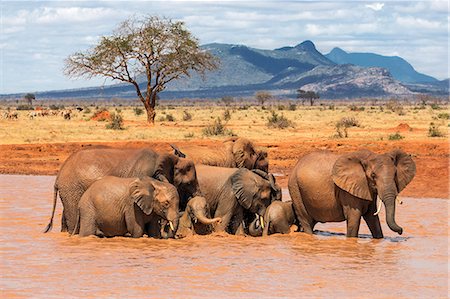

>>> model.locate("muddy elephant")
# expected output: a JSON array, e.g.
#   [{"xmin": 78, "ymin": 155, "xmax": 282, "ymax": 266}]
[
  {"xmin": 248, "ymin": 201, "xmax": 296, "ymax": 237},
  {"xmin": 288, "ymin": 149, "xmax": 416, "ymax": 238},
  {"xmin": 179, "ymin": 137, "xmax": 269, "ymax": 172},
  {"xmin": 73, "ymin": 176, "xmax": 179, "ymax": 238},
  {"xmin": 45, "ymin": 147, "xmax": 200, "ymax": 234},
  {"xmin": 175, "ymin": 196, "xmax": 222, "ymax": 238},
  {"xmin": 195, "ymin": 165, "xmax": 282, "ymax": 235}
]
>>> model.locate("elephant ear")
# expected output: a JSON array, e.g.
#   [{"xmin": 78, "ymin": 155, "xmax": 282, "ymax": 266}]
[
  {"xmin": 129, "ymin": 177, "xmax": 155, "ymax": 215},
  {"xmin": 231, "ymin": 169, "xmax": 257, "ymax": 210},
  {"xmin": 389, "ymin": 149, "xmax": 416, "ymax": 192},
  {"xmin": 170, "ymin": 144, "xmax": 186, "ymax": 158},
  {"xmin": 332, "ymin": 150, "xmax": 375, "ymax": 201},
  {"xmin": 154, "ymin": 153, "xmax": 178, "ymax": 183},
  {"xmin": 251, "ymin": 169, "xmax": 281, "ymax": 201},
  {"xmin": 232, "ymin": 138, "xmax": 256, "ymax": 169}
]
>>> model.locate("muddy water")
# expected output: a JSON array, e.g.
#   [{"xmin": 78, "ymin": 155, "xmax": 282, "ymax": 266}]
[{"xmin": 1, "ymin": 175, "xmax": 448, "ymax": 298}]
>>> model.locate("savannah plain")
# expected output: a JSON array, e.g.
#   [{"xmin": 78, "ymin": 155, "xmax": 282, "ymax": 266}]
[{"xmin": 0, "ymin": 99, "xmax": 448, "ymax": 199}]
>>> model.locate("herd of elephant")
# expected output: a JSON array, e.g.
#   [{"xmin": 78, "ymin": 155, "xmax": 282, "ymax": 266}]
[{"xmin": 44, "ymin": 137, "xmax": 416, "ymax": 239}]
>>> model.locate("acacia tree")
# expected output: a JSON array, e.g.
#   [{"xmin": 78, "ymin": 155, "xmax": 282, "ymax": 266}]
[
  {"xmin": 24, "ymin": 93, "xmax": 35, "ymax": 105},
  {"xmin": 297, "ymin": 89, "xmax": 319, "ymax": 106},
  {"xmin": 255, "ymin": 91, "xmax": 272, "ymax": 106},
  {"xmin": 64, "ymin": 15, "xmax": 218, "ymax": 124}
]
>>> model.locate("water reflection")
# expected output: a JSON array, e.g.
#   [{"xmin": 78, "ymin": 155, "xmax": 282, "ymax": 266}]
[{"xmin": 0, "ymin": 175, "xmax": 447, "ymax": 298}]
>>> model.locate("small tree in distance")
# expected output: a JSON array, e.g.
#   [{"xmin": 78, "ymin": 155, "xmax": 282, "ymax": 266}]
[
  {"xmin": 255, "ymin": 91, "xmax": 272, "ymax": 106},
  {"xmin": 297, "ymin": 89, "xmax": 320, "ymax": 106},
  {"xmin": 64, "ymin": 15, "xmax": 219, "ymax": 125},
  {"xmin": 24, "ymin": 93, "xmax": 35, "ymax": 106}
]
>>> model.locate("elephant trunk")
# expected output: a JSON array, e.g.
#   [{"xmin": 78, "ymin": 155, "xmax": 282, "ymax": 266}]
[
  {"xmin": 193, "ymin": 208, "xmax": 221, "ymax": 225},
  {"xmin": 381, "ymin": 191, "xmax": 403, "ymax": 235}
]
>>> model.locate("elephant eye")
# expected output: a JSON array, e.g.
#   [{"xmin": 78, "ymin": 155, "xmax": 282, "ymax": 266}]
[{"xmin": 162, "ymin": 201, "xmax": 170, "ymax": 208}]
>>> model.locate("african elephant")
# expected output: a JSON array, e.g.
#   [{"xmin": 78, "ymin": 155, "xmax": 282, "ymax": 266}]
[
  {"xmin": 175, "ymin": 196, "xmax": 222, "ymax": 238},
  {"xmin": 288, "ymin": 149, "xmax": 416, "ymax": 238},
  {"xmin": 248, "ymin": 201, "xmax": 296, "ymax": 237},
  {"xmin": 195, "ymin": 165, "xmax": 282, "ymax": 235},
  {"xmin": 73, "ymin": 176, "xmax": 179, "ymax": 237},
  {"xmin": 179, "ymin": 137, "xmax": 269, "ymax": 172},
  {"xmin": 44, "ymin": 147, "xmax": 200, "ymax": 234}
]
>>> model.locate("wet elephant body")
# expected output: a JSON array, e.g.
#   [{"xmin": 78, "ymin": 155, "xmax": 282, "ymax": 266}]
[
  {"xmin": 195, "ymin": 165, "xmax": 282, "ymax": 235},
  {"xmin": 249, "ymin": 201, "xmax": 296, "ymax": 237},
  {"xmin": 288, "ymin": 150, "xmax": 416, "ymax": 238},
  {"xmin": 45, "ymin": 147, "xmax": 200, "ymax": 234},
  {"xmin": 74, "ymin": 176, "xmax": 179, "ymax": 238}
]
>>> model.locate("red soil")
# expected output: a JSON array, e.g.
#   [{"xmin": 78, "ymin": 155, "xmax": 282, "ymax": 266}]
[{"xmin": 0, "ymin": 139, "xmax": 447, "ymax": 199}]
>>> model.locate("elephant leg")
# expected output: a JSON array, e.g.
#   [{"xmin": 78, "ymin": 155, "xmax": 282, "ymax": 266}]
[
  {"xmin": 228, "ymin": 208, "xmax": 244, "ymax": 235},
  {"xmin": 125, "ymin": 210, "xmax": 145, "ymax": 238},
  {"xmin": 78, "ymin": 215, "xmax": 97, "ymax": 237},
  {"xmin": 343, "ymin": 206, "xmax": 362, "ymax": 238},
  {"xmin": 363, "ymin": 213, "xmax": 384, "ymax": 239},
  {"xmin": 289, "ymin": 185, "xmax": 314, "ymax": 234},
  {"xmin": 262, "ymin": 221, "xmax": 270, "ymax": 236}
]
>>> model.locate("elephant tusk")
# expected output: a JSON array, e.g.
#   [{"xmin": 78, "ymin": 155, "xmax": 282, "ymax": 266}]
[
  {"xmin": 259, "ymin": 215, "xmax": 265, "ymax": 229},
  {"xmin": 374, "ymin": 196, "xmax": 383, "ymax": 216},
  {"xmin": 169, "ymin": 221, "xmax": 175, "ymax": 231},
  {"xmin": 397, "ymin": 198, "xmax": 403, "ymax": 205}
]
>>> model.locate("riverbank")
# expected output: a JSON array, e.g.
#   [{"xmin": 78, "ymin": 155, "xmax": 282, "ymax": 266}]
[{"xmin": 0, "ymin": 138, "xmax": 447, "ymax": 199}]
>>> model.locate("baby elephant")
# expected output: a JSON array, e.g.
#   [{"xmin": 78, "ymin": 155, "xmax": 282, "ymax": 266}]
[
  {"xmin": 249, "ymin": 201, "xmax": 295, "ymax": 236},
  {"xmin": 74, "ymin": 176, "xmax": 179, "ymax": 238},
  {"xmin": 176, "ymin": 196, "xmax": 221, "ymax": 238}
]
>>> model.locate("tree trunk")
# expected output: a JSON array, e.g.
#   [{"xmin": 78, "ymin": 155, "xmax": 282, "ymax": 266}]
[
  {"xmin": 310, "ymin": 98, "xmax": 314, "ymax": 106},
  {"xmin": 145, "ymin": 106, "xmax": 156, "ymax": 125}
]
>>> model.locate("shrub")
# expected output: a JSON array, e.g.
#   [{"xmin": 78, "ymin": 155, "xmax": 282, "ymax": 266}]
[
  {"xmin": 267, "ymin": 111, "xmax": 295, "ymax": 129},
  {"xmin": 133, "ymin": 107, "xmax": 144, "ymax": 116},
  {"xmin": 288, "ymin": 103, "xmax": 297, "ymax": 111},
  {"xmin": 164, "ymin": 114, "xmax": 175, "ymax": 122},
  {"xmin": 16, "ymin": 105, "xmax": 34, "ymax": 111},
  {"xmin": 335, "ymin": 117, "xmax": 360, "ymax": 138},
  {"xmin": 328, "ymin": 105, "xmax": 335, "ymax": 110},
  {"xmin": 349, "ymin": 105, "xmax": 364, "ymax": 111},
  {"xmin": 49, "ymin": 104, "xmax": 64, "ymax": 110},
  {"xmin": 202, "ymin": 117, "xmax": 235, "ymax": 136},
  {"xmin": 83, "ymin": 107, "xmax": 91, "ymax": 114},
  {"xmin": 223, "ymin": 109, "xmax": 231, "ymax": 121},
  {"xmin": 437, "ymin": 113, "xmax": 449, "ymax": 120},
  {"xmin": 430, "ymin": 103, "xmax": 441, "ymax": 110},
  {"xmin": 388, "ymin": 132, "xmax": 404, "ymax": 140},
  {"xmin": 182, "ymin": 110, "xmax": 192, "ymax": 121},
  {"xmin": 184, "ymin": 132, "xmax": 195, "ymax": 138},
  {"xmin": 106, "ymin": 113, "xmax": 124, "ymax": 130},
  {"xmin": 428, "ymin": 122, "xmax": 444, "ymax": 137},
  {"xmin": 277, "ymin": 105, "xmax": 285, "ymax": 111},
  {"xmin": 385, "ymin": 99, "xmax": 404, "ymax": 115}
]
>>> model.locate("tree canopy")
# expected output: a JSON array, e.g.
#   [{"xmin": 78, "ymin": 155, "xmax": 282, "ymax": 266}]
[
  {"xmin": 297, "ymin": 89, "xmax": 320, "ymax": 106},
  {"xmin": 24, "ymin": 93, "xmax": 36, "ymax": 105},
  {"xmin": 64, "ymin": 15, "xmax": 219, "ymax": 124}
]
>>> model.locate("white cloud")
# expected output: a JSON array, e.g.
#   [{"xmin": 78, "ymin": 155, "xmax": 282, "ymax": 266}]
[
  {"xmin": 33, "ymin": 7, "xmax": 121, "ymax": 24},
  {"xmin": 396, "ymin": 16, "xmax": 442, "ymax": 30},
  {"xmin": 366, "ymin": 2, "xmax": 384, "ymax": 11}
]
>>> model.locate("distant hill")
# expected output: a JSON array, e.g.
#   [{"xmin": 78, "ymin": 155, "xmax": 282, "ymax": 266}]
[
  {"xmin": 325, "ymin": 47, "xmax": 437, "ymax": 84},
  {"xmin": 1, "ymin": 40, "xmax": 447, "ymax": 100}
]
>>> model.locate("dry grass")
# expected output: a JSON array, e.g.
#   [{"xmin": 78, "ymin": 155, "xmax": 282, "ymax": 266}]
[{"xmin": 0, "ymin": 103, "xmax": 448, "ymax": 144}]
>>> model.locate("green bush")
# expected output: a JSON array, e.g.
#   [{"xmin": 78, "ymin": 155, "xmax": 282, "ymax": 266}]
[
  {"xmin": 133, "ymin": 107, "xmax": 144, "ymax": 116},
  {"xmin": 49, "ymin": 104, "xmax": 64, "ymax": 110},
  {"xmin": 164, "ymin": 114, "xmax": 175, "ymax": 122},
  {"xmin": 430, "ymin": 103, "xmax": 441, "ymax": 110},
  {"xmin": 267, "ymin": 111, "xmax": 295, "ymax": 129},
  {"xmin": 202, "ymin": 117, "xmax": 235, "ymax": 136},
  {"xmin": 288, "ymin": 103, "xmax": 297, "ymax": 111},
  {"xmin": 16, "ymin": 105, "xmax": 34, "ymax": 111},
  {"xmin": 428, "ymin": 122, "xmax": 444, "ymax": 137},
  {"xmin": 388, "ymin": 132, "xmax": 404, "ymax": 140},
  {"xmin": 437, "ymin": 113, "xmax": 449, "ymax": 120},
  {"xmin": 182, "ymin": 110, "xmax": 192, "ymax": 121},
  {"xmin": 106, "ymin": 113, "xmax": 124, "ymax": 130},
  {"xmin": 349, "ymin": 105, "xmax": 364, "ymax": 111}
]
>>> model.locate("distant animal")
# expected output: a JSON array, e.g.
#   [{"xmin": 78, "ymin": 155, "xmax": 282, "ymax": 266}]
[
  {"xmin": 248, "ymin": 201, "xmax": 296, "ymax": 236},
  {"xmin": 76, "ymin": 107, "xmax": 83, "ymax": 112},
  {"xmin": 178, "ymin": 137, "xmax": 269, "ymax": 172},
  {"xmin": 5, "ymin": 111, "xmax": 18, "ymax": 119},
  {"xmin": 62, "ymin": 110, "xmax": 71, "ymax": 120},
  {"xmin": 73, "ymin": 176, "xmax": 179, "ymax": 238},
  {"xmin": 288, "ymin": 149, "xmax": 416, "ymax": 238}
]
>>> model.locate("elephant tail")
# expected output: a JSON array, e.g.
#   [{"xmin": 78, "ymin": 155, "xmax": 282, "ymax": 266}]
[
  {"xmin": 43, "ymin": 185, "xmax": 58, "ymax": 233},
  {"xmin": 71, "ymin": 209, "xmax": 80, "ymax": 237}
]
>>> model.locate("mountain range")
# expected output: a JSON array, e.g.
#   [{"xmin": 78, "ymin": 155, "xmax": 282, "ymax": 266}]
[{"xmin": 3, "ymin": 40, "xmax": 448, "ymax": 100}]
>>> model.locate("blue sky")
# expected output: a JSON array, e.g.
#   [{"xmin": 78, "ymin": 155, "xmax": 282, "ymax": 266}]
[{"xmin": 1, "ymin": 0, "xmax": 448, "ymax": 94}]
